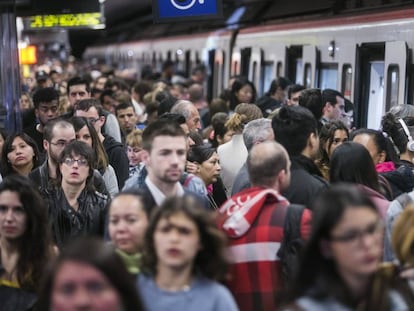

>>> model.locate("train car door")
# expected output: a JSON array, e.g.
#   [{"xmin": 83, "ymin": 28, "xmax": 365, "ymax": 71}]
[
  {"xmin": 302, "ymin": 45, "xmax": 319, "ymax": 88},
  {"xmin": 285, "ymin": 46, "xmax": 303, "ymax": 84},
  {"xmin": 354, "ymin": 43, "xmax": 385, "ymax": 129},
  {"xmin": 384, "ymin": 41, "xmax": 408, "ymax": 111}
]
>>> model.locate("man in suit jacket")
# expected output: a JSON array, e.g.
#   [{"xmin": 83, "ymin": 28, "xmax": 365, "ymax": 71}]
[{"xmin": 140, "ymin": 119, "xmax": 188, "ymax": 208}]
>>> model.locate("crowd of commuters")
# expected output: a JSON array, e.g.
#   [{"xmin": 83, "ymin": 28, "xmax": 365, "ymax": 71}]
[{"xmin": 2, "ymin": 59, "xmax": 414, "ymax": 310}]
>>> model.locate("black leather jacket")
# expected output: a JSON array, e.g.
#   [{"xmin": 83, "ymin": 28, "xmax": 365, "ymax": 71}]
[{"xmin": 44, "ymin": 187, "xmax": 108, "ymax": 249}]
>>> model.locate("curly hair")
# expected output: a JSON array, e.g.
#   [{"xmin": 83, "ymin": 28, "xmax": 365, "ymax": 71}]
[
  {"xmin": 141, "ymin": 195, "xmax": 229, "ymax": 282},
  {"xmin": 225, "ymin": 103, "xmax": 262, "ymax": 133}
]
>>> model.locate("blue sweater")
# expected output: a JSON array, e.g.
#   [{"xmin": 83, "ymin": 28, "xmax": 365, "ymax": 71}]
[{"xmin": 137, "ymin": 274, "xmax": 239, "ymax": 311}]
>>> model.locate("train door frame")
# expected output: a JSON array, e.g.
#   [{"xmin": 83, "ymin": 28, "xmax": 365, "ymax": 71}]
[
  {"xmin": 302, "ymin": 45, "xmax": 319, "ymax": 88},
  {"xmin": 260, "ymin": 42, "xmax": 285, "ymax": 94},
  {"xmin": 248, "ymin": 47, "xmax": 262, "ymax": 96},
  {"xmin": 231, "ymin": 49, "xmax": 241, "ymax": 78},
  {"xmin": 354, "ymin": 42, "xmax": 385, "ymax": 128},
  {"xmin": 240, "ymin": 47, "xmax": 252, "ymax": 78},
  {"xmin": 337, "ymin": 45, "xmax": 356, "ymax": 100},
  {"xmin": 384, "ymin": 41, "xmax": 409, "ymax": 110},
  {"xmin": 207, "ymin": 49, "xmax": 216, "ymax": 103},
  {"xmin": 211, "ymin": 49, "xmax": 226, "ymax": 99}
]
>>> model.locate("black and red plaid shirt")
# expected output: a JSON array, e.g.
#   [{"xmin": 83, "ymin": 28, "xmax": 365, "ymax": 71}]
[{"xmin": 218, "ymin": 187, "xmax": 311, "ymax": 311}]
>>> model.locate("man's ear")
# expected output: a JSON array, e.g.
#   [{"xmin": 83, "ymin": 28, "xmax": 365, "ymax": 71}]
[
  {"xmin": 308, "ymin": 132, "xmax": 318, "ymax": 149},
  {"xmin": 277, "ymin": 169, "xmax": 286, "ymax": 186},
  {"xmin": 141, "ymin": 150, "xmax": 150, "ymax": 165},
  {"xmin": 43, "ymin": 139, "xmax": 49, "ymax": 152}
]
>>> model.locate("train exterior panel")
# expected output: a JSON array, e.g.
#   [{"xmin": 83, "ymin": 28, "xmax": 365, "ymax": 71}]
[{"xmin": 84, "ymin": 8, "xmax": 414, "ymax": 128}]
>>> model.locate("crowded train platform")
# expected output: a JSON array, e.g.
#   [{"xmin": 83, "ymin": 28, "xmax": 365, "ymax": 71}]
[{"xmin": 3, "ymin": 0, "xmax": 414, "ymax": 310}]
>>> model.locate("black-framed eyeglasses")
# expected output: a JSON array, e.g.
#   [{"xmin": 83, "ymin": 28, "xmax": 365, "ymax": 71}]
[
  {"xmin": 50, "ymin": 140, "xmax": 75, "ymax": 148},
  {"xmin": 62, "ymin": 157, "xmax": 88, "ymax": 167}
]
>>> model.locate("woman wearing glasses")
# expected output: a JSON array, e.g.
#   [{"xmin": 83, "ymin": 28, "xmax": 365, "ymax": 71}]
[
  {"xmin": 43, "ymin": 140, "xmax": 108, "ymax": 249},
  {"xmin": 281, "ymin": 184, "xmax": 384, "ymax": 310}
]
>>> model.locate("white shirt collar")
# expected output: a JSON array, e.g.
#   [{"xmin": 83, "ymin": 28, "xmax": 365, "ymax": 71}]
[{"xmin": 145, "ymin": 176, "xmax": 185, "ymax": 206}]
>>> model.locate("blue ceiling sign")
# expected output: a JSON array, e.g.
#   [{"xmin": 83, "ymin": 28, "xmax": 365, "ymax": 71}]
[{"xmin": 153, "ymin": 0, "xmax": 223, "ymax": 22}]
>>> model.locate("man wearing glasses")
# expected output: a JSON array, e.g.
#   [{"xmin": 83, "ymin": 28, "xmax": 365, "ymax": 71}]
[
  {"xmin": 29, "ymin": 118, "xmax": 108, "ymax": 197},
  {"xmin": 74, "ymin": 99, "xmax": 129, "ymax": 189}
]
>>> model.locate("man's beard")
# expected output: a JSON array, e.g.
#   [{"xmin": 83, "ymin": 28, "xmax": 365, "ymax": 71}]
[{"xmin": 48, "ymin": 146, "xmax": 60, "ymax": 166}]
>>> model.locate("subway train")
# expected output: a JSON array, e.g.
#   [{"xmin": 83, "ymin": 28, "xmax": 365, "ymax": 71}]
[{"xmin": 83, "ymin": 8, "xmax": 414, "ymax": 129}]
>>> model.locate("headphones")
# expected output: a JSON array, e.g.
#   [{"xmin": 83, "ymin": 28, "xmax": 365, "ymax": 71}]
[{"xmin": 398, "ymin": 118, "xmax": 414, "ymax": 152}]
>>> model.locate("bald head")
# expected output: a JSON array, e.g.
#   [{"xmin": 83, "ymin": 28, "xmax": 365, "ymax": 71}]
[{"xmin": 247, "ymin": 141, "xmax": 290, "ymax": 190}]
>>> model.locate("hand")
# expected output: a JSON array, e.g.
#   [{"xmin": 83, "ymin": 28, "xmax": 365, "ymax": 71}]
[{"xmin": 186, "ymin": 161, "xmax": 199, "ymax": 174}]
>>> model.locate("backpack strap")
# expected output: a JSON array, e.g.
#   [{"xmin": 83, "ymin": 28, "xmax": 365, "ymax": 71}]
[
  {"xmin": 183, "ymin": 174, "xmax": 194, "ymax": 188},
  {"xmin": 277, "ymin": 204, "xmax": 305, "ymax": 262}
]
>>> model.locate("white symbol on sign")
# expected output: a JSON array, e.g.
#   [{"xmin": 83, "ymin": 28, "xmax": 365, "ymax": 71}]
[{"xmin": 170, "ymin": 0, "xmax": 204, "ymax": 10}]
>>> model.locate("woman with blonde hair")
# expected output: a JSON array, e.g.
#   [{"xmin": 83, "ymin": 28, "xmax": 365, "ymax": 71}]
[
  {"xmin": 217, "ymin": 103, "xmax": 262, "ymax": 195},
  {"xmin": 126, "ymin": 129, "xmax": 144, "ymax": 178}
]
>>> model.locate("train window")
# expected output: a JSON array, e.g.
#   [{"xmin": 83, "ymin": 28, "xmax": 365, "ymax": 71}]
[
  {"xmin": 295, "ymin": 60, "xmax": 303, "ymax": 84},
  {"xmin": 304, "ymin": 63, "xmax": 312, "ymax": 88},
  {"xmin": 319, "ymin": 63, "xmax": 338, "ymax": 90},
  {"xmin": 342, "ymin": 64, "xmax": 352, "ymax": 99},
  {"xmin": 386, "ymin": 65, "xmax": 399, "ymax": 110},
  {"xmin": 277, "ymin": 62, "xmax": 283, "ymax": 78},
  {"xmin": 261, "ymin": 61, "xmax": 274, "ymax": 96}
]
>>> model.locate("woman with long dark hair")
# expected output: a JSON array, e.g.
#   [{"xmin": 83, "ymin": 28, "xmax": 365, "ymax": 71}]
[
  {"xmin": 315, "ymin": 120, "xmax": 349, "ymax": 180},
  {"xmin": 1, "ymin": 133, "xmax": 39, "ymax": 177},
  {"xmin": 330, "ymin": 142, "xmax": 389, "ymax": 219},
  {"xmin": 0, "ymin": 175, "xmax": 54, "ymax": 310},
  {"xmin": 187, "ymin": 144, "xmax": 227, "ymax": 209},
  {"xmin": 282, "ymin": 184, "xmax": 383, "ymax": 310},
  {"xmin": 71, "ymin": 116, "xmax": 119, "ymax": 197},
  {"xmin": 229, "ymin": 77, "xmax": 257, "ymax": 111},
  {"xmin": 137, "ymin": 195, "xmax": 238, "ymax": 311}
]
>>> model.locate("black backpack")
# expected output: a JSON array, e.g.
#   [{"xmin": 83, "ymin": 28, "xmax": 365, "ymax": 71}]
[{"xmin": 277, "ymin": 204, "xmax": 306, "ymax": 286}]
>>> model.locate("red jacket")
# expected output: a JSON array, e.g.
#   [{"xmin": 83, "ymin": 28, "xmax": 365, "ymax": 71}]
[{"xmin": 217, "ymin": 187, "xmax": 312, "ymax": 311}]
